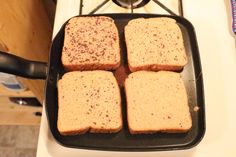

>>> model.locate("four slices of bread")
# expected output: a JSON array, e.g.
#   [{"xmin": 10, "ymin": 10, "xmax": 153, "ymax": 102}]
[
  {"xmin": 57, "ymin": 71, "xmax": 122, "ymax": 135},
  {"xmin": 125, "ymin": 17, "xmax": 187, "ymax": 72},
  {"xmin": 58, "ymin": 16, "xmax": 192, "ymax": 135}
]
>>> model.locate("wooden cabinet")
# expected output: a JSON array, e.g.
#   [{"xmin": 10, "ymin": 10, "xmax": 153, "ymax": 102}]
[{"xmin": 0, "ymin": 0, "xmax": 53, "ymax": 104}]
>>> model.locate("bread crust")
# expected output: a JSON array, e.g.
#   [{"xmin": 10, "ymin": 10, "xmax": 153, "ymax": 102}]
[
  {"xmin": 128, "ymin": 63, "xmax": 186, "ymax": 72},
  {"xmin": 63, "ymin": 62, "xmax": 120, "ymax": 71}
]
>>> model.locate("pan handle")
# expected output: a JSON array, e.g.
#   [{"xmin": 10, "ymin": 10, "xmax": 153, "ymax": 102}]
[{"xmin": 0, "ymin": 51, "xmax": 47, "ymax": 79}]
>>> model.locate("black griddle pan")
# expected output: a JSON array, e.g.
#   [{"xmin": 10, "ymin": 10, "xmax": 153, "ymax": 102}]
[{"xmin": 0, "ymin": 14, "xmax": 205, "ymax": 151}]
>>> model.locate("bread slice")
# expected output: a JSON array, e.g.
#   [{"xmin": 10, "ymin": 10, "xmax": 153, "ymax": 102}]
[
  {"xmin": 62, "ymin": 16, "xmax": 120, "ymax": 71},
  {"xmin": 57, "ymin": 71, "xmax": 122, "ymax": 135},
  {"xmin": 125, "ymin": 71, "xmax": 192, "ymax": 134},
  {"xmin": 125, "ymin": 17, "xmax": 187, "ymax": 72}
]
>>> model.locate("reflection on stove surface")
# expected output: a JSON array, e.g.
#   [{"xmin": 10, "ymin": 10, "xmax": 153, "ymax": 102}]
[{"xmin": 112, "ymin": 0, "xmax": 150, "ymax": 8}]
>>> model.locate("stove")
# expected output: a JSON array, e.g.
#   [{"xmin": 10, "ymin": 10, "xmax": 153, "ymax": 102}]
[
  {"xmin": 77, "ymin": 0, "xmax": 183, "ymax": 15},
  {"xmin": 37, "ymin": 0, "xmax": 236, "ymax": 156}
]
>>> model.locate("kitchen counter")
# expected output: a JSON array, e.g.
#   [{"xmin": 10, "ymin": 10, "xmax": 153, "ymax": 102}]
[{"xmin": 37, "ymin": 0, "xmax": 236, "ymax": 156}]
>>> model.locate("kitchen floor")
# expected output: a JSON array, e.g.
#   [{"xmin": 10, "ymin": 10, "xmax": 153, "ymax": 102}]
[
  {"xmin": 0, "ymin": 96, "xmax": 41, "ymax": 157},
  {"xmin": 0, "ymin": 125, "xmax": 39, "ymax": 157}
]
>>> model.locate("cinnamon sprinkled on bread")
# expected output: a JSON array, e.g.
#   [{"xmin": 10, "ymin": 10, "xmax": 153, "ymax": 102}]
[
  {"xmin": 125, "ymin": 18, "xmax": 187, "ymax": 72},
  {"xmin": 125, "ymin": 71, "xmax": 192, "ymax": 134},
  {"xmin": 57, "ymin": 71, "xmax": 122, "ymax": 135},
  {"xmin": 62, "ymin": 16, "xmax": 120, "ymax": 71}
]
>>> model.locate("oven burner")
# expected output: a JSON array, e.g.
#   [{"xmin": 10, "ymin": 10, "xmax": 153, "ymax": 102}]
[
  {"xmin": 112, "ymin": 0, "xmax": 150, "ymax": 8},
  {"xmin": 79, "ymin": 0, "xmax": 183, "ymax": 16}
]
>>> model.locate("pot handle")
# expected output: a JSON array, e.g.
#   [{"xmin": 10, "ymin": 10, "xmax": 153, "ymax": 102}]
[{"xmin": 0, "ymin": 51, "xmax": 47, "ymax": 79}]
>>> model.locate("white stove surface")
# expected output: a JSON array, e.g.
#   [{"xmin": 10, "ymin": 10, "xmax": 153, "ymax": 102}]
[{"xmin": 37, "ymin": 0, "xmax": 236, "ymax": 156}]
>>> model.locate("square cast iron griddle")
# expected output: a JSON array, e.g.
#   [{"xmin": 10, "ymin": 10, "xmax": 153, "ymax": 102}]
[{"xmin": 45, "ymin": 14, "xmax": 205, "ymax": 151}]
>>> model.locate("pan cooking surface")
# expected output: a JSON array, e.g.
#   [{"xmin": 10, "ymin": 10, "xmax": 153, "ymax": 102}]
[{"xmin": 45, "ymin": 14, "xmax": 205, "ymax": 151}]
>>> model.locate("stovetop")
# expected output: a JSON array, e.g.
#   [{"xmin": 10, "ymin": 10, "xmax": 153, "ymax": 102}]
[
  {"xmin": 78, "ymin": 0, "xmax": 183, "ymax": 15},
  {"xmin": 37, "ymin": 0, "xmax": 236, "ymax": 156}
]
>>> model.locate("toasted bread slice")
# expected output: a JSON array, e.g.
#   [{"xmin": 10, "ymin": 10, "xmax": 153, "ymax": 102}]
[
  {"xmin": 125, "ymin": 71, "xmax": 192, "ymax": 134},
  {"xmin": 62, "ymin": 16, "xmax": 120, "ymax": 71},
  {"xmin": 125, "ymin": 18, "xmax": 187, "ymax": 72},
  {"xmin": 57, "ymin": 71, "xmax": 122, "ymax": 135}
]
